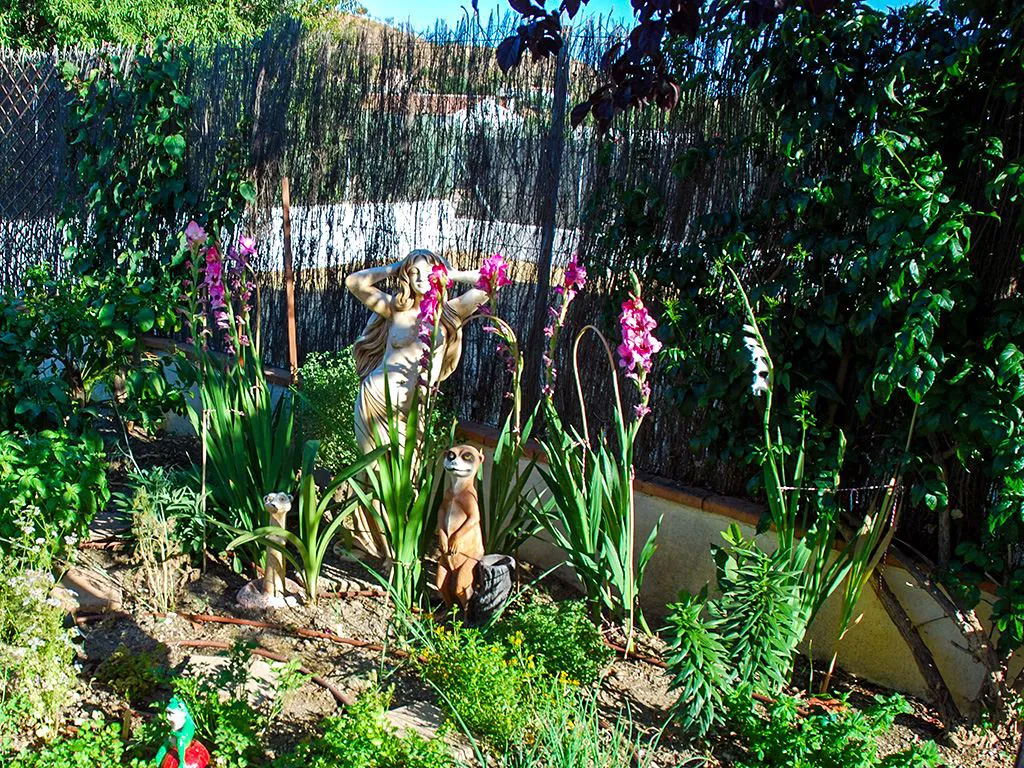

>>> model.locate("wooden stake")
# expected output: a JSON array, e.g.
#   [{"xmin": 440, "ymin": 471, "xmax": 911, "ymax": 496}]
[{"xmin": 282, "ymin": 177, "xmax": 299, "ymax": 385}]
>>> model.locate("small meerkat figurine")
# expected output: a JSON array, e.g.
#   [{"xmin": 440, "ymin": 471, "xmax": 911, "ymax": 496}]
[{"xmin": 437, "ymin": 444, "xmax": 486, "ymax": 613}]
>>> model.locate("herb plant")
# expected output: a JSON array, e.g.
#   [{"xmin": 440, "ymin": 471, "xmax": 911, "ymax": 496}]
[
  {"xmin": 94, "ymin": 644, "xmax": 169, "ymax": 706},
  {"xmin": 6, "ymin": 717, "xmax": 139, "ymax": 768},
  {"xmin": 730, "ymin": 692, "xmax": 942, "ymax": 768},
  {"xmin": 112, "ymin": 467, "xmax": 208, "ymax": 562},
  {"xmin": 0, "ymin": 561, "xmax": 78, "ymax": 744},
  {"xmin": 501, "ymin": 686, "xmax": 662, "ymax": 768},
  {"xmin": 273, "ymin": 687, "xmax": 454, "ymax": 768},
  {"xmin": 417, "ymin": 622, "xmax": 540, "ymax": 749},
  {"xmin": 168, "ymin": 640, "xmax": 308, "ymax": 768},
  {"xmin": 113, "ymin": 468, "xmax": 201, "ymax": 612},
  {"xmin": 490, "ymin": 598, "xmax": 612, "ymax": 685}
]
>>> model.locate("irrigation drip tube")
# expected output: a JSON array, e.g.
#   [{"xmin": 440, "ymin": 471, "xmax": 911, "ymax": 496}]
[
  {"xmin": 78, "ymin": 610, "xmax": 848, "ymax": 721},
  {"xmin": 172, "ymin": 639, "xmax": 355, "ymax": 706},
  {"xmin": 168, "ymin": 611, "xmax": 415, "ymax": 658}
]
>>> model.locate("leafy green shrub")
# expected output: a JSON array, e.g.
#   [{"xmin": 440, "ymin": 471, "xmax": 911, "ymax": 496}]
[
  {"xmin": 0, "ymin": 264, "xmax": 183, "ymax": 436},
  {"xmin": 167, "ymin": 641, "xmax": 307, "ymax": 768},
  {"xmin": 663, "ymin": 592, "xmax": 731, "ymax": 738},
  {"xmin": 94, "ymin": 644, "xmax": 169, "ymax": 705},
  {"xmin": 490, "ymin": 599, "xmax": 611, "ymax": 685},
  {"xmin": 297, "ymin": 349, "xmax": 362, "ymax": 474},
  {"xmin": 172, "ymin": 673, "xmax": 260, "ymax": 768},
  {"xmin": 273, "ymin": 687, "xmax": 453, "ymax": 768},
  {"xmin": 0, "ymin": 430, "xmax": 108, "ymax": 565},
  {"xmin": 113, "ymin": 468, "xmax": 202, "ymax": 612},
  {"xmin": 730, "ymin": 692, "xmax": 942, "ymax": 768},
  {"xmin": 113, "ymin": 468, "xmax": 206, "ymax": 557},
  {"xmin": 710, "ymin": 525, "xmax": 804, "ymax": 695},
  {"xmin": 298, "ymin": 348, "xmax": 455, "ymax": 475},
  {"xmin": 417, "ymin": 623, "xmax": 539, "ymax": 748},
  {"xmin": 6, "ymin": 717, "xmax": 141, "ymax": 768},
  {"xmin": 665, "ymin": 526, "xmax": 808, "ymax": 738},
  {"xmin": 0, "ymin": 562, "xmax": 78, "ymax": 743},
  {"xmin": 3, "ymin": 0, "xmax": 333, "ymax": 48}
]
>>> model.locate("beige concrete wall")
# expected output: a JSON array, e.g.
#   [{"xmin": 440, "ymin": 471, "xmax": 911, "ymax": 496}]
[{"xmin": 461, "ymin": 424, "xmax": 1019, "ymax": 716}]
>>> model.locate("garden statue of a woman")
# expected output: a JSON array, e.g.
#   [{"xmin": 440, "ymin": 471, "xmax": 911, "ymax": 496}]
[
  {"xmin": 345, "ymin": 249, "xmax": 489, "ymax": 452},
  {"xmin": 345, "ymin": 250, "xmax": 490, "ymax": 556}
]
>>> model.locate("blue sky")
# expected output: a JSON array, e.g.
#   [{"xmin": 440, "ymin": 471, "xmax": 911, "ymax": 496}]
[{"xmin": 359, "ymin": 0, "xmax": 916, "ymax": 32}]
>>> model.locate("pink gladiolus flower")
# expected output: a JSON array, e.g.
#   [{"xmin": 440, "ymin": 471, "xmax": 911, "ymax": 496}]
[
  {"xmin": 564, "ymin": 252, "xmax": 587, "ymax": 291},
  {"xmin": 203, "ymin": 247, "xmax": 229, "ymax": 330},
  {"xmin": 238, "ymin": 235, "xmax": 257, "ymax": 257},
  {"xmin": 616, "ymin": 296, "xmax": 662, "ymax": 379},
  {"xmin": 476, "ymin": 253, "xmax": 512, "ymax": 293},
  {"xmin": 415, "ymin": 264, "xmax": 449, "ymax": 377},
  {"xmin": 185, "ymin": 220, "xmax": 207, "ymax": 247},
  {"xmin": 429, "ymin": 263, "xmax": 449, "ymax": 288}
]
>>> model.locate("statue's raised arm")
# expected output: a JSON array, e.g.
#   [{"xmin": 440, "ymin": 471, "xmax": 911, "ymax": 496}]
[
  {"xmin": 445, "ymin": 267, "xmax": 489, "ymax": 320},
  {"xmin": 346, "ymin": 250, "xmax": 493, "ymax": 455},
  {"xmin": 344, "ymin": 259, "xmax": 402, "ymax": 319}
]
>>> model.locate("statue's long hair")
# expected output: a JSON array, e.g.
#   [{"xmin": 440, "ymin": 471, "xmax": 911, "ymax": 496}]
[{"xmin": 353, "ymin": 249, "xmax": 463, "ymax": 382}]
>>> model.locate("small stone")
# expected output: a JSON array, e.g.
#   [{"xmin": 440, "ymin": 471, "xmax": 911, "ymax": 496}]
[
  {"xmin": 386, "ymin": 701, "xmax": 474, "ymax": 762},
  {"xmin": 236, "ymin": 578, "xmax": 304, "ymax": 611},
  {"xmin": 59, "ymin": 567, "xmax": 122, "ymax": 613}
]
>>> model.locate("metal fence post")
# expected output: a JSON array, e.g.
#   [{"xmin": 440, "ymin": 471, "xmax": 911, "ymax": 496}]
[{"xmin": 522, "ymin": 30, "xmax": 571, "ymax": 413}]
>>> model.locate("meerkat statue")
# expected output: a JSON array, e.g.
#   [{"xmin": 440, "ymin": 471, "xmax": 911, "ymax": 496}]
[{"xmin": 437, "ymin": 444, "xmax": 486, "ymax": 613}]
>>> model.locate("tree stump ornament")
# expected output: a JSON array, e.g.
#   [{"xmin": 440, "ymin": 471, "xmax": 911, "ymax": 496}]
[{"xmin": 236, "ymin": 492, "xmax": 302, "ymax": 609}]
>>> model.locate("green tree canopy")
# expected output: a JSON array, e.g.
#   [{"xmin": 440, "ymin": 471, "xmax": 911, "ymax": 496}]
[{"xmin": 0, "ymin": 0, "xmax": 338, "ymax": 48}]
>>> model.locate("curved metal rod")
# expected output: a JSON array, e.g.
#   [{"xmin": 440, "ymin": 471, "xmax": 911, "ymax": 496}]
[{"xmin": 572, "ymin": 324, "xmax": 624, "ymax": 449}]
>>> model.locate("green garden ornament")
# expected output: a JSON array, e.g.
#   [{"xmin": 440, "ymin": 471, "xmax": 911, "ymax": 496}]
[{"xmin": 154, "ymin": 696, "xmax": 210, "ymax": 768}]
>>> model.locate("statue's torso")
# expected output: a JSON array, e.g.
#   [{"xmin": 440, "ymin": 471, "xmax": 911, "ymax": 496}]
[{"xmin": 364, "ymin": 307, "xmax": 447, "ymax": 411}]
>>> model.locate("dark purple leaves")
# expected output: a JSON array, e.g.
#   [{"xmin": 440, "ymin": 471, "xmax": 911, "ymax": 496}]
[
  {"xmin": 635, "ymin": 20, "xmax": 666, "ymax": 56},
  {"xmin": 496, "ymin": 35, "xmax": 525, "ymax": 73},
  {"xmin": 594, "ymin": 95, "xmax": 616, "ymax": 122},
  {"xmin": 570, "ymin": 101, "xmax": 592, "ymax": 128},
  {"xmin": 805, "ymin": 0, "xmax": 838, "ymax": 13},
  {"xmin": 495, "ymin": 0, "xmax": 835, "ymax": 130},
  {"xmin": 599, "ymin": 42, "xmax": 623, "ymax": 73},
  {"xmin": 561, "ymin": 0, "xmax": 584, "ymax": 18},
  {"xmin": 508, "ymin": 0, "xmax": 543, "ymax": 16}
]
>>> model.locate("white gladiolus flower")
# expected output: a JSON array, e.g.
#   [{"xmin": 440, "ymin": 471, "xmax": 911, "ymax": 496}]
[{"xmin": 743, "ymin": 328, "xmax": 772, "ymax": 397}]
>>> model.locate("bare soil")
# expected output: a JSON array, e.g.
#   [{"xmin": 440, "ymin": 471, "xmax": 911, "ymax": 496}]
[{"xmin": 64, "ymin": 431, "xmax": 1017, "ymax": 767}]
